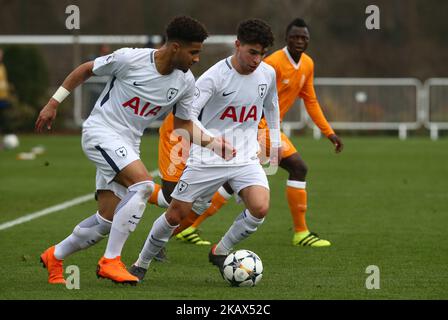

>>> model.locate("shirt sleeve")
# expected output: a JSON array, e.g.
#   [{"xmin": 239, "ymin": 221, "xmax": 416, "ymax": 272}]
[
  {"xmin": 299, "ymin": 62, "xmax": 335, "ymax": 137},
  {"xmin": 173, "ymin": 74, "xmax": 195, "ymax": 120},
  {"xmin": 190, "ymin": 71, "xmax": 216, "ymax": 120},
  {"xmin": 263, "ymin": 68, "xmax": 281, "ymax": 148},
  {"xmin": 92, "ymin": 48, "xmax": 130, "ymax": 79}
]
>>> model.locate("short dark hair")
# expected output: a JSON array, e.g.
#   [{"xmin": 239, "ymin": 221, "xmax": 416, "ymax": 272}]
[
  {"xmin": 237, "ymin": 19, "xmax": 274, "ymax": 48},
  {"xmin": 286, "ymin": 18, "xmax": 309, "ymax": 35},
  {"xmin": 166, "ymin": 16, "xmax": 208, "ymax": 43}
]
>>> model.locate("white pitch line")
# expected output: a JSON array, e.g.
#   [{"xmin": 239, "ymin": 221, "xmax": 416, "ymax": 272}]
[
  {"xmin": 0, "ymin": 169, "xmax": 160, "ymax": 231},
  {"xmin": 0, "ymin": 194, "xmax": 94, "ymax": 231}
]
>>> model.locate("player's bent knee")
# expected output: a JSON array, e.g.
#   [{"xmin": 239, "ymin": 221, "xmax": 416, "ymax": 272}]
[
  {"xmin": 282, "ymin": 155, "xmax": 308, "ymax": 180},
  {"xmin": 248, "ymin": 204, "xmax": 269, "ymax": 219},
  {"xmin": 129, "ymin": 180, "xmax": 154, "ymax": 199},
  {"xmin": 113, "ymin": 181, "xmax": 154, "ymax": 234},
  {"xmin": 287, "ymin": 163, "xmax": 307, "ymax": 180},
  {"xmin": 166, "ymin": 199, "xmax": 191, "ymax": 225},
  {"xmin": 165, "ymin": 210, "xmax": 183, "ymax": 226}
]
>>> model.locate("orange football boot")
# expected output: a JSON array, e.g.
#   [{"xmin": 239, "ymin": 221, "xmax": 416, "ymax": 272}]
[
  {"xmin": 96, "ymin": 256, "xmax": 139, "ymax": 285},
  {"xmin": 40, "ymin": 246, "xmax": 66, "ymax": 284}
]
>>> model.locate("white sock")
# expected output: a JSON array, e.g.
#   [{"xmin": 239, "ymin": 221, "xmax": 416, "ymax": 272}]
[
  {"xmin": 104, "ymin": 228, "xmax": 129, "ymax": 259},
  {"xmin": 104, "ymin": 181, "xmax": 153, "ymax": 259},
  {"xmin": 215, "ymin": 209, "xmax": 264, "ymax": 255},
  {"xmin": 54, "ymin": 212, "xmax": 111, "ymax": 260},
  {"xmin": 136, "ymin": 213, "xmax": 178, "ymax": 269},
  {"xmin": 217, "ymin": 186, "xmax": 233, "ymax": 200},
  {"xmin": 157, "ymin": 190, "xmax": 170, "ymax": 208},
  {"xmin": 286, "ymin": 180, "xmax": 306, "ymax": 189}
]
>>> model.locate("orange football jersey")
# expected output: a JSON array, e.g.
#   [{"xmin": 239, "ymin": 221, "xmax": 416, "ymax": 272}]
[{"xmin": 262, "ymin": 48, "xmax": 334, "ymax": 137}]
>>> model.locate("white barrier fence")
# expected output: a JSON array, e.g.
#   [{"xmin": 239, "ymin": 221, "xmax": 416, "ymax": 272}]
[
  {"xmin": 1, "ymin": 35, "xmax": 445, "ymax": 139},
  {"xmin": 77, "ymin": 77, "xmax": 448, "ymax": 139},
  {"xmin": 423, "ymin": 78, "xmax": 448, "ymax": 140},
  {"xmin": 302, "ymin": 78, "xmax": 422, "ymax": 140}
]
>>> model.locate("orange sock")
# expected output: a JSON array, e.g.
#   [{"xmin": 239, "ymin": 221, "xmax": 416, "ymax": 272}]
[
  {"xmin": 173, "ymin": 211, "xmax": 198, "ymax": 236},
  {"xmin": 191, "ymin": 192, "xmax": 228, "ymax": 228},
  {"xmin": 148, "ymin": 183, "xmax": 161, "ymax": 205},
  {"xmin": 286, "ymin": 181, "xmax": 308, "ymax": 233}
]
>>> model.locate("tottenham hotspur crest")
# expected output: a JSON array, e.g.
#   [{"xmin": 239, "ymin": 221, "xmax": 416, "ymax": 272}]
[
  {"xmin": 177, "ymin": 180, "xmax": 189, "ymax": 193},
  {"xmin": 194, "ymin": 87, "xmax": 200, "ymax": 99},
  {"xmin": 167, "ymin": 88, "xmax": 178, "ymax": 102},
  {"xmin": 258, "ymin": 84, "xmax": 267, "ymax": 98},
  {"xmin": 115, "ymin": 147, "xmax": 127, "ymax": 158}
]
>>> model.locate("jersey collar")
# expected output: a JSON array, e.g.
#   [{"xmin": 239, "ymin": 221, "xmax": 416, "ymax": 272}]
[{"xmin": 283, "ymin": 47, "xmax": 302, "ymax": 70}]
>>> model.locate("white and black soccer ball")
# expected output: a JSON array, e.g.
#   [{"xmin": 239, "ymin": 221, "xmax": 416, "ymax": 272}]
[
  {"xmin": 3, "ymin": 134, "xmax": 19, "ymax": 150},
  {"xmin": 222, "ymin": 249, "xmax": 263, "ymax": 287}
]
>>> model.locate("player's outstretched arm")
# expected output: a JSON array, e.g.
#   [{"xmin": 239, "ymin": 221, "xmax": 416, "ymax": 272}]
[
  {"xmin": 35, "ymin": 61, "xmax": 94, "ymax": 132},
  {"xmin": 173, "ymin": 116, "xmax": 236, "ymax": 160}
]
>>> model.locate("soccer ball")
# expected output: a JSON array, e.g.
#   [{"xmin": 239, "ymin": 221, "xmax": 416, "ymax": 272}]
[
  {"xmin": 222, "ymin": 249, "xmax": 263, "ymax": 287},
  {"xmin": 3, "ymin": 134, "xmax": 19, "ymax": 150}
]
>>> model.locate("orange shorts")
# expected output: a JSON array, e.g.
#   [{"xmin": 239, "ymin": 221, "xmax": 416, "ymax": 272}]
[
  {"xmin": 158, "ymin": 114, "xmax": 189, "ymax": 182},
  {"xmin": 257, "ymin": 118, "xmax": 298, "ymax": 161}
]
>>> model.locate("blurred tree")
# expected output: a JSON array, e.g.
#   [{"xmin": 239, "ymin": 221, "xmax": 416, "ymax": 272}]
[
  {"xmin": 3, "ymin": 45, "xmax": 49, "ymax": 108},
  {"xmin": 2, "ymin": 46, "xmax": 49, "ymax": 131}
]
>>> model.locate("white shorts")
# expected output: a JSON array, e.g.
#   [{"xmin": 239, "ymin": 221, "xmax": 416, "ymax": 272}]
[
  {"xmin": 171, "ymin": 163, "xmax": 269, "ymax": 205},
  {"xmin": 82, "ymin": 128, "xmax": 140, "ymax": 198}
]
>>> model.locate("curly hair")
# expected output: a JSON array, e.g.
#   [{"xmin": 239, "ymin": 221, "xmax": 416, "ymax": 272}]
[
  {"xmin": 237, "ymin": 19, "xmax": 274, "ymax": 48},
  {"xmin": 166, "ymin": 16, "xmax": 209, "ymax": 43}
]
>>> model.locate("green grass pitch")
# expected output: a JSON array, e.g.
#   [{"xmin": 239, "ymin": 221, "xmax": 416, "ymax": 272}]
[{"xmin": 0, "ymin": 134, "xmax": 447, "ymax": 299}]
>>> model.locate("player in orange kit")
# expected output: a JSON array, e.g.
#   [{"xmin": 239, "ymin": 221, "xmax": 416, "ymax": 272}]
[{"xmin": 181, "ymin": 18, "xmax": 344, "ymax": 247}]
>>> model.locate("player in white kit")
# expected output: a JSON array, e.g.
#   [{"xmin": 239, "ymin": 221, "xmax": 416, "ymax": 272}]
[
  {"xmin": 35, "ymin": 16, "xmax": 232, "ymax": 285},
  {"xmin": 129, "ymin": 19, "xmax": 281, "ymax": 281}
]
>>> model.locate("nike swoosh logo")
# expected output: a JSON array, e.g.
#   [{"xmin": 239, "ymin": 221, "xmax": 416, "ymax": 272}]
[
  {"xmin": 131, "ymin": 215, "xmax": 142, "ymax": 220},
  {"xmin": 133, "ymin": 81, "xmax": 144, "ymax": 86},
  {"xmin": 222, "ymin": 91, "xmax": 236, "ymax": 96}
]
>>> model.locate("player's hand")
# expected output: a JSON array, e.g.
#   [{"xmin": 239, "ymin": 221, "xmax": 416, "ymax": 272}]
[
  {"xmin": 328, "ymin": 134, "xmax": 343, "ymax": 153},
  {"xmin": 210, "ymin": 136, "xmax": 237, "ymax": 161},
  {"xmin": 35, "ymin": 99, "xmax": 58, "ymax": 132}
]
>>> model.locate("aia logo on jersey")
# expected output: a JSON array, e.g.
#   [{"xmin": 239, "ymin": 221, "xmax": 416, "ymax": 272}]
[
  {"xmin": 220, "ymin": 105, "xmax": 258, "ymax": 123},
  {"xmin": 115, "ymin": 147, "xmax": 127, "ymax": 158},
  {"xmin": 167, "ymin": 88, "xmax": 178, "ymax": 102},
  {"xmin": 122, "ymin": 97, "xmax": 162, "ymax": 118},
  {"xmin": 258, "ymin": 84, "xmax": 267, "ymax": 98}
]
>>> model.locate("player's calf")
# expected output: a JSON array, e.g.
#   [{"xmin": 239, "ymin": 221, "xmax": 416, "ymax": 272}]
[
  {"xmin": 133, "ymin": 212, "xmax": 179, "ymax": 270},
  {"xmin": 214, "ymin": 209, "xmax": 265, "ymax": 256},
  {"xmin": 103, "ymin": 180, "xmax": 153, "ymax": 259},
  {"xmin": 52, "ymin": 212, "xmax": 112, "ymax": 261},
  {"xmin": 164, "ymin": 198, "xmax": 193, "ymax": 226}
]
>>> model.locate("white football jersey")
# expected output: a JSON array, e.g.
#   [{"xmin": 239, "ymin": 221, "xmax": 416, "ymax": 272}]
[
  {"xmin": 83, "ymin": 48, "xmax": 194, "ymax": 146},
  {"xmin": 187, "ymin": 57, "xmax": 280, "ymax": 166}
]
